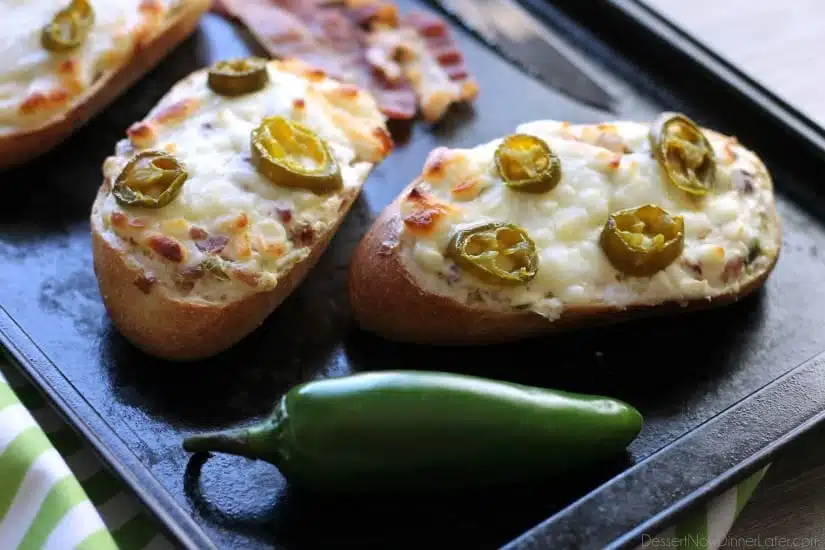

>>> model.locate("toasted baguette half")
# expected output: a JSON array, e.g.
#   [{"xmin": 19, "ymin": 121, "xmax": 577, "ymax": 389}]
[
  {"xmin": 91, "ymin": 59, "xmax": 393, "ymax": 360},
  {"xmin": 0, "ymin": 0, "xmax": 211, "ymax": 170},
  {"xmin": 349, "ymin": 118, "xmax": 781, "ymax": 345}
]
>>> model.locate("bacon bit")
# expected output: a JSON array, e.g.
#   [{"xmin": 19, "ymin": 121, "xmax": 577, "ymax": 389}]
[
  {"xmin": 189, "ymin": 226, "xmax": 208, "ymax": 240},
  {"xmin": 147, "ymin": 234, "xmax": 185, "ymax": 263},
  {"xmin": 276, "ymin": 208, "xmax": 293, "ymax": 224},
  {"xmin": 435, "ymin": 49, "xmax": 462, "ymax": 65},
  {"xmin": 607, "ymin": 156, "xmax": 621, "ymax": 170},
  {"xmin": 133, "ymin": 274, "xmax": 156, "ymax": 294},
  {"xmin": 139, "ymin": 0, "xmax": 164, "ymax": 14},
  {"xmin": 732, "ymin": 170, "xmax": 755, "ymax": 194},
  {"xmin": 127, "ymin": 121, "xmax": 156, "ymax": 147},
  {"xmin": 451, "ymin": 178, "xmax": 482, "ymax": 201},
  {"xmin": 153, "ymin": 98, "xmax": 200, "ymax": 125},
  {"xmin": 232, "ymin": 269, "xmax": 260, "ymax": 287},
  {"xmin": 683, "ymin": 261, "xmax": 703, "ymax": 278},
  {"xmin": 421, "ymin": 147, "xmax": 451, "ymax": 179},
  {"xmin": 446, "ymin": 66, "xmax": 469, "ymax": 82},
  {"xmin": 195, "ymin": 236, "xmax": 229, "ymax": 254},
  {"xmin": 408, "ymin": 12, "xmax": 448, "ymax": 38},
  {"xmin": 373, "ymin": 127, "xmax": 393, "ymax": 155},
  {"xmin": 19, "ymin": 88, "xmax": 71, "ymax": 115},
  {"xmin": 296, "ymin": 225, "xmax": 316, "ymax": 246},
  {"xmin": 292, "ymin": 98, "xmax": 306, "ymax": 109},
  {"xmin": 110, "ymin": 212, "xmax": 127, "ymax": 228},
  {"xmin": 722, "ymin": 257, "xmax": 745, "ymax": 283}
]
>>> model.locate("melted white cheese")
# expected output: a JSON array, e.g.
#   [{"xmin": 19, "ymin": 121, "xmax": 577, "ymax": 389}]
[
  {"xmin": 401, "ymin": 120, "xmax": 780, "ymax": 318},
  {"xmin": 98, "ymin": 61, "xmax": 388, "ymax": 302},
  {"xmin": 0, "ymin": 0, "xmax": 177, "ymax": 132}
]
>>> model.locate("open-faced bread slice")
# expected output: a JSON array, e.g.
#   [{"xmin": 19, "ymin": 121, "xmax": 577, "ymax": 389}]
[
  {"xmin": 0, "ymin": 0, "xmax": 211, "ymax": 169},
  {"xmin": 349, "ymin": 116, "xmax": 781, "ymax": 345},
  {"xmin": 91, "ymin": 58, "xmax": 393, "ymax": 360}
]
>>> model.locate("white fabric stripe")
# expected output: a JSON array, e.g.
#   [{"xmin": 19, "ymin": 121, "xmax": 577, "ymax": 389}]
[
  {"xmin": 0, "ymin": 449, "xmax": 69, "ymax": 549},
  {"xmin": 706, "ymin": 486, "xmax": 738, "ymax": 550},
  {"xmin": 96, "ymin": 492, "xmax": 140, "ymax": 532},
  {"xmin": 143, "ymin": 533, "xmax": 177, "ymax": 550},
  {"xmin": 42, "ymin": 500, "xmax": 106, "ymax": 550},
  {"xmin": 30, "ymin": 407, "xmax": 65, "ymax": 435},
  {"xmin": 64, "ymin": 448, "xmax": 102, "ymax": 483},
  {"xmin": 0, "ymin": 404, "xmax": 35, "ymax": 454}
]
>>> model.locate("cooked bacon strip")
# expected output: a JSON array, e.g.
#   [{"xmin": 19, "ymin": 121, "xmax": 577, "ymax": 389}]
[
  {"xmin": 218, "ymin": 0, "xmax": 418, "ymax": 119},
  {"xmin": 402, "ymin": 9, "xmax": 479, "ymax": 117},
  {"xmin": 214, "ymin": 1, "xmax": 477, "ymax": 121},
  {"xmin": 363, "ymin": 8, "xmax": 478, "ymax": 121}
]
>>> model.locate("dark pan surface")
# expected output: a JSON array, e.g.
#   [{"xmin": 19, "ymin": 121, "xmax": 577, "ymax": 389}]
[{"xmin": 2, "ymin": 2, "xmax": 824, "ymax": 549}]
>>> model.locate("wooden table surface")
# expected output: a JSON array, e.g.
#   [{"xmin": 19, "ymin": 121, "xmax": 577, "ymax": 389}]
[
  {"xmin": 640, "ymin": 0, "xmax": 825, "ymax": 543},
  {"xmin": 642, "ymin": 0, "xmax": 825, "ymax": 129}
]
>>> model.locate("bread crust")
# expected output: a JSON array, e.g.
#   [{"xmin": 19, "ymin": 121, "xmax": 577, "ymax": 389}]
[
  {"xmin": 348, "ymin": 178, "xmax": 781, "ymax": 346},
  {"xmin": 91, "ymin": 185, "xmax": 361, "ymax": 361},
  {"xmin": 0, "ymin": 0, "xmax": 210, "ymax": 170}
]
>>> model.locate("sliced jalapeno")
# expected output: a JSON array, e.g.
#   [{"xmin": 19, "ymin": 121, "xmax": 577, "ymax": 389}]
[
  {"xmin": 113, "ymin": 151, "xmax": 188, "ymax": 209},
  {"xmin": 251, "ymin": 116, "xmax": 343, "ymax": 194},
  {"xmin": 649, "ymin": 112, "xmax": 716, "ymax": 196},
  {"xmin": 446, "ymin": 222, "xmax": 538, "ymax": 285},
  {"xmin": 199, "ymin": 256, "xmax": 231, "ymax": 280},
  {"xmin": 207, "ymin": 58, "xmax": 269, "ymax": 96},
  {"xmin": 42, "ymin": 0, "xmax": 95, "ymax": 52},
  {"xmin": 495, "ymin": 134, "xmax": 561, "ymax": 194},
  {"xmin": 600, "ymin": 204, "xmax": 684, "ymax": 277}
]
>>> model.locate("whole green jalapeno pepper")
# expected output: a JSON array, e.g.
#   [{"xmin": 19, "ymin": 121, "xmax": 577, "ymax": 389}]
[{"xmin": 182, "ymin": 371, "xmax": 643, "ymax": 494}]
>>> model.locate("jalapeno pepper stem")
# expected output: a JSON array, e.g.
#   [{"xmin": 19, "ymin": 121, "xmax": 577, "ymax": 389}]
[{"xmin": 183, "ymin": 429, "xmax": 252, "ymax": 456}]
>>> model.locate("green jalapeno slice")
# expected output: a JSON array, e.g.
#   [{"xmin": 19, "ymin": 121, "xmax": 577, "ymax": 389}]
[
  {"xmin": 251, "ymin": 116, "xmax": 343, "ymax": 194},
  {"xmin": 600, "ymin": 204, "xmax": 685, "ymax": 276},
  {"xmin": 649, "ymin": 112, "xmax": 716, "ymax": 196},
  {"xmin": 113, "ymin": 151, "xmax": 188, "ymax": 209},
  {"xmin": 42, "ymin": 0, "xmax": 95, "ymax": 52},
  {"xmin": 199, "ymin": 256, "xmax": 231, "ymax": 280},
  {"xmin": 495, "ymin": 134, "xmax": 562, "ymax": 194},
  {"xmin": 446, "ymin": 222, "xmax": 538, "ymax": 285},
  {"xmin": 207, "ymin": 58, "xmax": 269, "ymax": 96}
]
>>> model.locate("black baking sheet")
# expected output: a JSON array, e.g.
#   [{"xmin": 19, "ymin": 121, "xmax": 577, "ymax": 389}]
[{"xmin": 2, "ymin": 1, "xmax": 825, "ymax": 549}]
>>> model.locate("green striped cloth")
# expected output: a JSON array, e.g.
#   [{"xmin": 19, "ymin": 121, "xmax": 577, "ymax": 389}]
[
  {"xmin": 0, "ymin": 358, "xmax": 767, "ymax": 550},
  {"xmin": 0, "ymin": 365, "xmax": 172, "ymax": 550}
]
